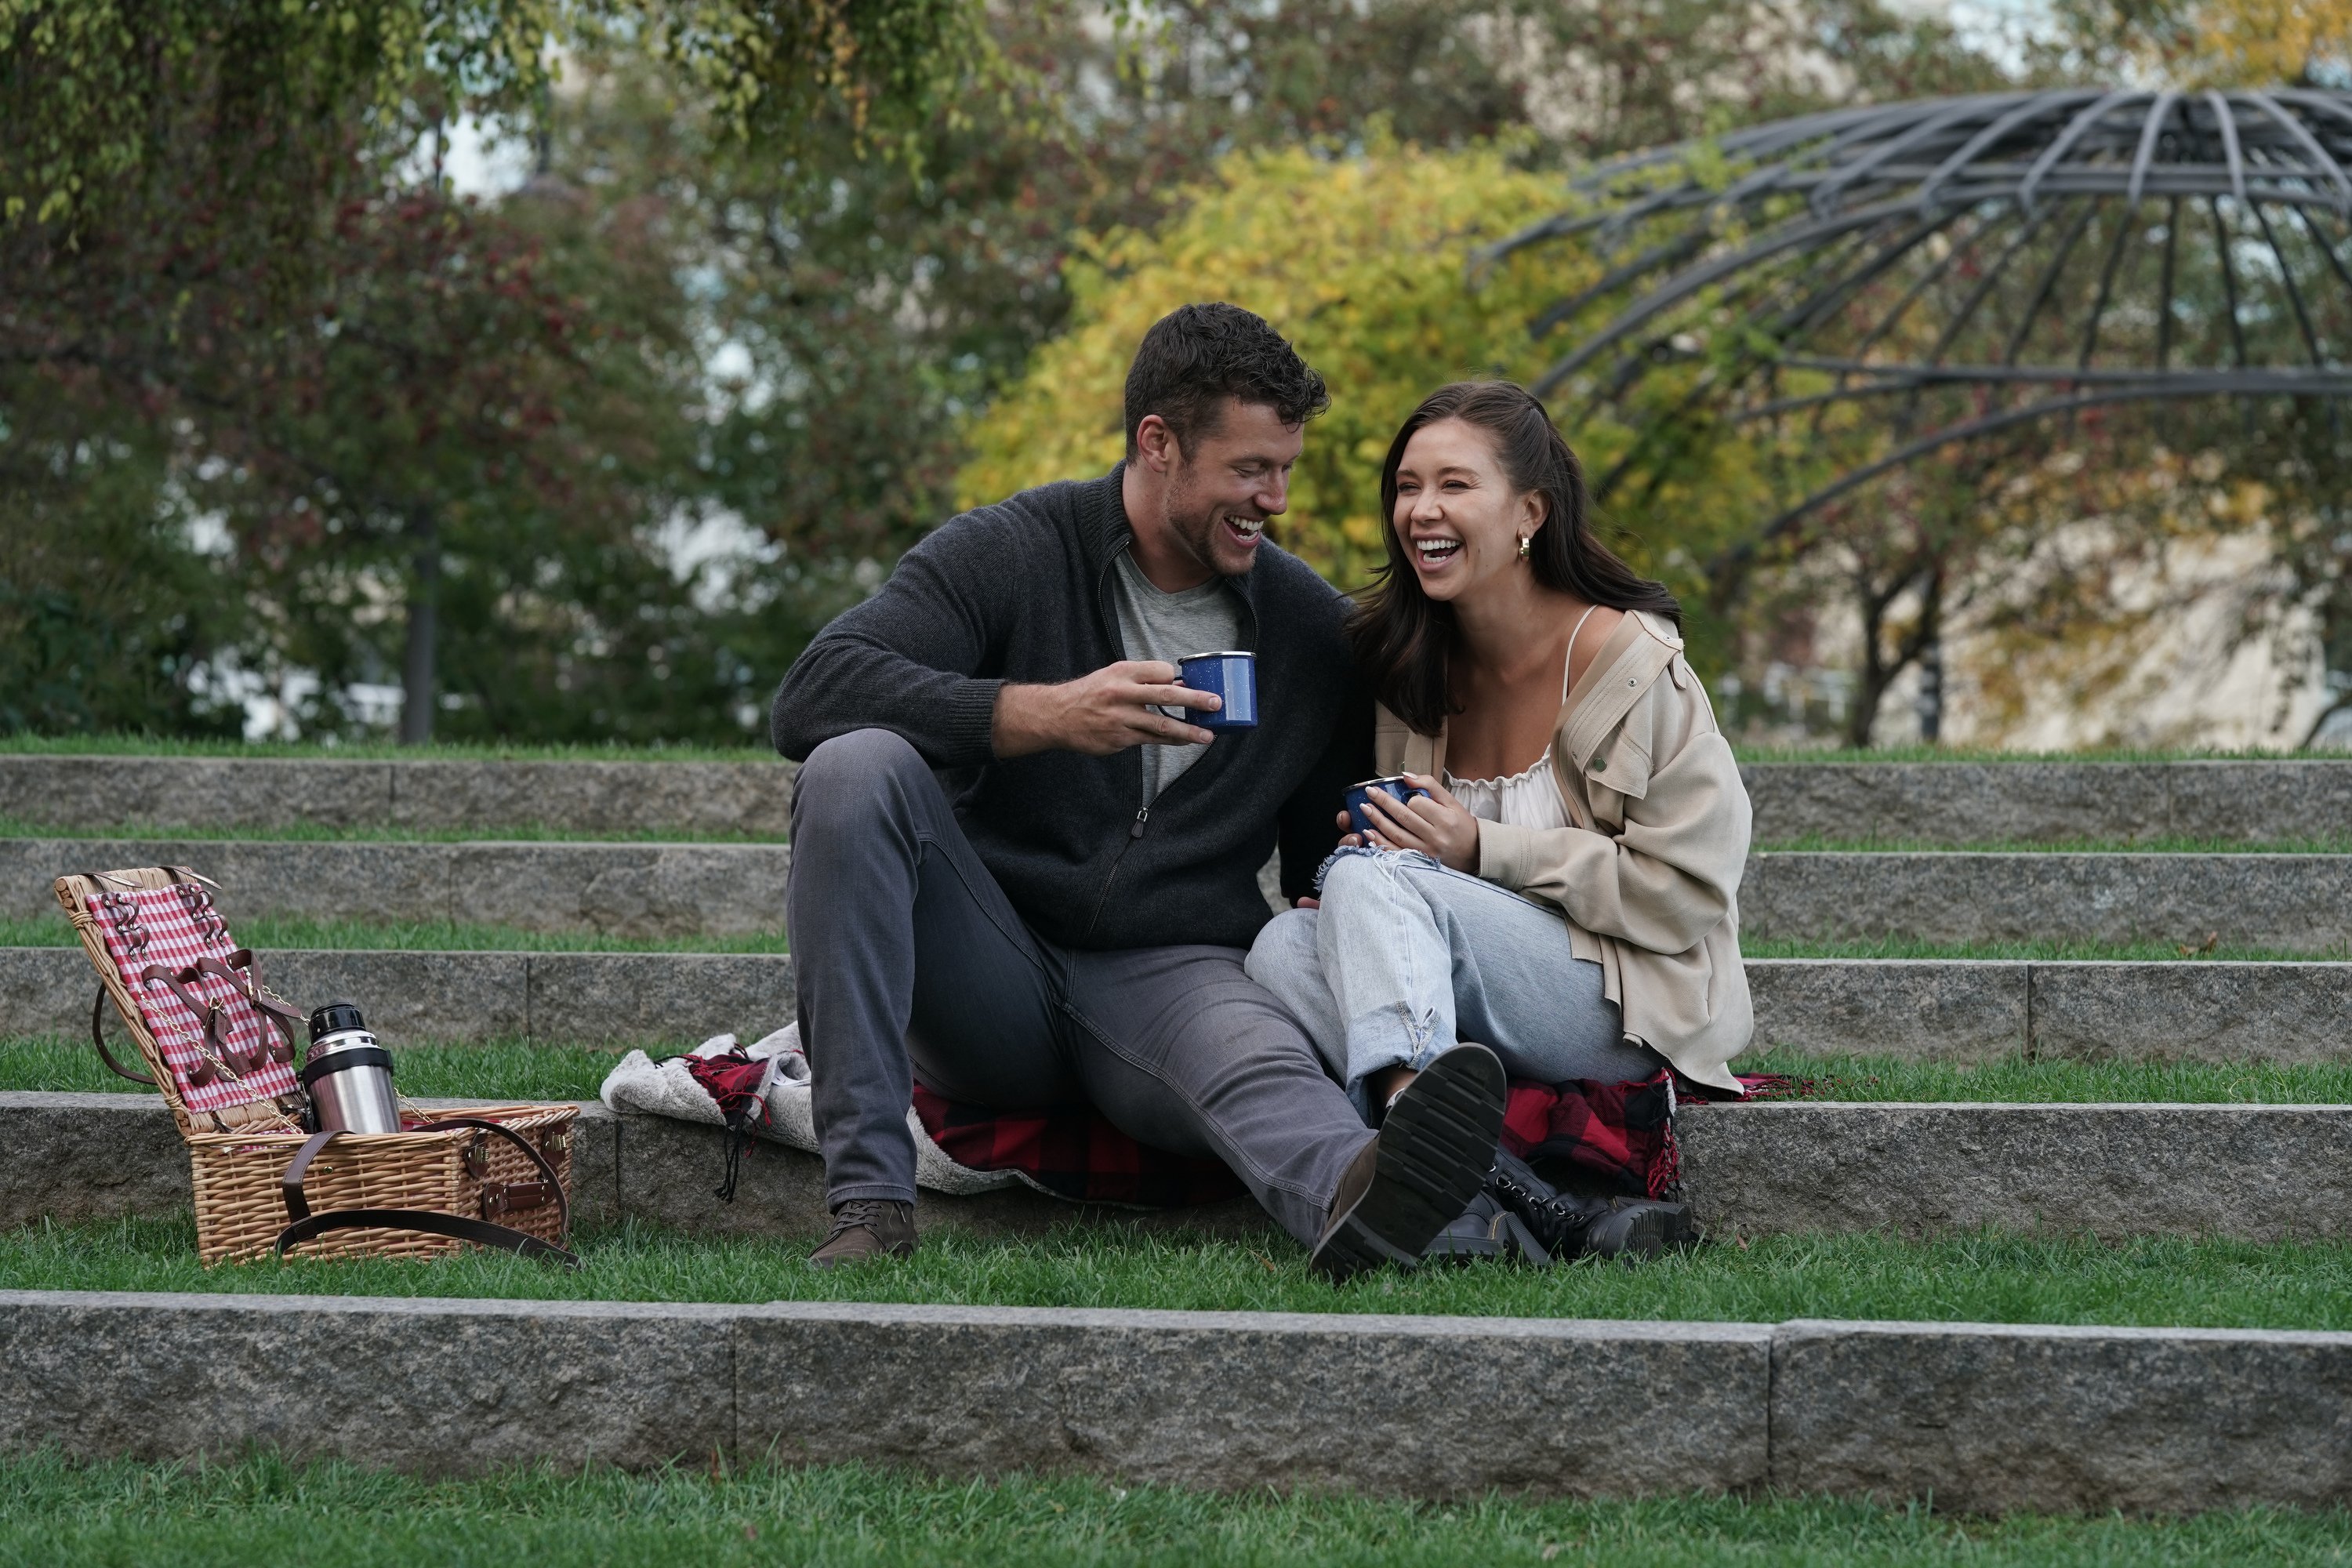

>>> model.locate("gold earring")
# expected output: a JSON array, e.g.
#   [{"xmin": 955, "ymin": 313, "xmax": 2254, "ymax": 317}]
[{"xmin": 1517, "ymin": 535, "xmax": 1531, "ymax": 560}]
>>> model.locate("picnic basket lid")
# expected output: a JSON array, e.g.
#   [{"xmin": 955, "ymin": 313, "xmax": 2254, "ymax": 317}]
[{"xmin": 53, "ymin": 866, "xmax": 307, "ymax": 1135}]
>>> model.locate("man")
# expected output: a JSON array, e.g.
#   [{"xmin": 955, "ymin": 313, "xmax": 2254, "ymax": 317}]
[{"xmin": 771, "ymin": 302, "xmax": 1507, "ymax": 1278}]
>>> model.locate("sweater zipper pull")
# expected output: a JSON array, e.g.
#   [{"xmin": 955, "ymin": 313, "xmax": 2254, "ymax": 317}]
[{"xmin": 1131, "ymin": 807, "xmax": 1150, "ymax": 839}]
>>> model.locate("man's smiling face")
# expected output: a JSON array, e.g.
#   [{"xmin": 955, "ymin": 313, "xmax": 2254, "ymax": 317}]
[{"xmin": 1155, "ymin": 397, "xmax": 1305, "ymax": 579}]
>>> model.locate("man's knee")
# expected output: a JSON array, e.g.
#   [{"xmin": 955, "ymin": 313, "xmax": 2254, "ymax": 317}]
[
  {"xmin": 792, "ymin": 728, "xmax": 929, "ymax": 833},
  {"xmin": 1178, "ymin": 963, "xmax": 1330, "ymax": 1080}
]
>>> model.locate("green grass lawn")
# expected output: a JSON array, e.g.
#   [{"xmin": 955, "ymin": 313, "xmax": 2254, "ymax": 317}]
[
  {"xmin": 19, "ymin": 815, "xmax": 2352, "ymax": 854},
  {"xmin": 1740, "ymin": 935, "xmax": 2347, "ymax": 961},
  {"xmin": 3, "ymin": 916, "xmax": 2332, "ymax": 963},
  {"xmin": 15, "ymin": 732, "xmax": 2348, "ymax": 764},
  {"xmin": 1751, "ymin": 834, "xmax": 2352, "ymax": 855},
  {"xmin": 1730, "ymin": 1049, "xmax": 2352, "ymax": 1104},
  {"xmin": 1735, "ymin": 742, "xmax": 2352, "ymax": 764},
  {"xmin": 0, "ymin": 1035, "xmax": 630, "ymax": 1100},
  {"xmin": 0, "ymin": 734, "xmax": 773, "ymax": 763},
  {"xmin": 11, "ymin": 1213, "xmax": 2352, "ymax": 1331},
  {"xmin": 5, "ymin": 1451, "xmax": 2343, "ymax": 1568},
  {"xmin": 0, "ymin": 913, "xmax": 795, "ymax": 953},
  {"xmin": 0, "ymin": 815, "xmax": 787, "ymax": 845},
  {"xmin": 11, "ymin": 1036, "xmax": 2352, "ymax": 1105}
]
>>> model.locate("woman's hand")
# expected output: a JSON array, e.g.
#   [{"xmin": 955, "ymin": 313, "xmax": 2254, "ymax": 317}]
[{"xmin": 1359, "ymin": 774, "xmax": 1480, "ymax": 872}]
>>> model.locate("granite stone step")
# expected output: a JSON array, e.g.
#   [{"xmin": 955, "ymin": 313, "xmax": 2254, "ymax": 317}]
[
  {"xmin": 10, "ymin": 1092, "xmax": 2349, "ymax": 1246},
  {"xmin": 9, "ymin": 946, "xmax": 2352, "ymax": 1062},
  {"xmin": 0, "ymin": 755, "xmax": 793, "ymax": 837},
  {"xmin": 1743, "ymin": 850, "xmax": 2352, "ymax": 953},
  {"xmin": 1741, "ymin": 757, "xmax": 2352, "ymax": 846},
  {"xmin": 10, "ymin": 754, "xmax": 2350, "ymax": 847},
  {"xmin": 0, "ymin": 945, "xmax": 765, "ymax": 1044},
  {"xmin": 2, "ymin": 837, "xmax": 791, "ymax": 937},
  {"xmin": 16, "ymin": 836, "xmax": 2352, "ymax": 946},
  {"xmin": 9, "ymin": 1287, "xmax": 2347, "ymax": 1512},
  {"xmin": 0, "ymin": 1094, "xmax": 1261, "ymax": 1242}
]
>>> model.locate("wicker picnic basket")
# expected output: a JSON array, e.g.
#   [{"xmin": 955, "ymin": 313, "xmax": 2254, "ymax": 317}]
[{"xmin": 54, "ymin": 865, "xmax": 578, "ymax": 1268}]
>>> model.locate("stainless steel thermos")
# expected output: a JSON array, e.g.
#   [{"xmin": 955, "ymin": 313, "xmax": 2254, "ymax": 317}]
[{"xmin": 301, "ymin": 1000, "xmax": 402, "ymax": 1134}]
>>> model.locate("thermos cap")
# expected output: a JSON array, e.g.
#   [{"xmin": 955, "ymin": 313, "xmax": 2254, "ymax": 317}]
[{"xmin": 308, "ymin": 1000, "xmax": 368, "ymax": 1044}]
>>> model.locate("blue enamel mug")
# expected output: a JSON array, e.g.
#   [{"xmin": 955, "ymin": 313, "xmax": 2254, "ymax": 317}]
[
  {"xmin": 1176, "ymin": 651, "xmax": 1258, "ymax": 730},
  {"xmin": 1345, "ymin": 775, "xmax": 1432, "ymax": 837}
]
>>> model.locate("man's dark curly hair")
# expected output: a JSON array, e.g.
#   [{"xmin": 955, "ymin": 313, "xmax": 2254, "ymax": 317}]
[{"xmin": 1123, "ymin": 302, "xmax": 1330, "ymax": 459}]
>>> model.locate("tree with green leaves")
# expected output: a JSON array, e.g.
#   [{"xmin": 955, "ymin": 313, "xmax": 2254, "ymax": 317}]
[{"xmin": 0, "ymin": 0, "xmax": 995, "ymax": 741}]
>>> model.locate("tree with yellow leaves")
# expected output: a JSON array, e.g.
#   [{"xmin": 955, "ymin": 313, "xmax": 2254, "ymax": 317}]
[
  {"xmin": 2045, "ymin": 0, "xmax": 2352, "ymax": 87},
  {"xmin": 959, "ymin": 133, "xmax": 1606, "ymax": 591},
  {"xmin": 2180, "ymin": 0, "xmax": 2352, "ymax": 83}
]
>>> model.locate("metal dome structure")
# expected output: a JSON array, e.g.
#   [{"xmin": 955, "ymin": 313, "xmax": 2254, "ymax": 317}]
[{"xmin": 1491, "ymin": 88, "xmax": 2352, "ymax": 548}]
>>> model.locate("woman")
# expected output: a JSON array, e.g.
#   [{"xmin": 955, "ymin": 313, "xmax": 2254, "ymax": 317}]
[{"xmin": 1246, "ymin": 380, "xmax": 1753, "ymax": 1259}]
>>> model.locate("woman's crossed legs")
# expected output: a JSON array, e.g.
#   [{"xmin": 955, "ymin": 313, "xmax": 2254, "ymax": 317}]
[{"xmin": 1247, "ymin": 847, "xmax": 1654, "ymax": 1116}]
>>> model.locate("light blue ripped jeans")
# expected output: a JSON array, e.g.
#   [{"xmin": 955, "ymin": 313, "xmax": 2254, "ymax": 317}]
[{"xmin": 1244, "ymin": 847, "xmax": 1653, "ymax": 1120}]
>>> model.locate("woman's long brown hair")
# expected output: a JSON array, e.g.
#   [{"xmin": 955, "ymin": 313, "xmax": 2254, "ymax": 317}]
[{"xmin": 1345, "ymin": 381, "xmax": 1682, "ymax": 735}]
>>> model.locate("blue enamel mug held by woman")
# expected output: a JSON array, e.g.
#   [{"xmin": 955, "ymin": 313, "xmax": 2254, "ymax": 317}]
[{"xmin": 1344, "ymin": 775, "xmax": 1432, "ymax": 838}]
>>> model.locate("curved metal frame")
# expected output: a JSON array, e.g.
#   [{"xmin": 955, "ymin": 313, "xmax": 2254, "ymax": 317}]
[{"xmin": 1496, "ymin": 88, "xmax": 2352, "ymax": 539}]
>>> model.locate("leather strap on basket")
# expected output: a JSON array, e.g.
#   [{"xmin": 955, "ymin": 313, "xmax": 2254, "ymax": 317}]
[
  {"xmin": 274, "ymin": 1120, "xmax": 577, "ymax": 1268},
  {"xmin": 88, "ymin": 985, "xmax": 158, "ymax": 1086},
  {"xmin": 274, "ymin": 1206, "xmax": 581, "ymax": 1269},
  {"xmin": 136, "ymin": 950, "xmax": 301, "ymax": 1079},
  {"xmin": 197, "ymin": 952, "xmax": 303, "ymax": 1065}
]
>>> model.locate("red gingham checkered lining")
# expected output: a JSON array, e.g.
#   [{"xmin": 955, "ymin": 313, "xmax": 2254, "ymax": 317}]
[{"xmin": 83, "ymin": 884, "xmax": 302, "ymax": 1114}]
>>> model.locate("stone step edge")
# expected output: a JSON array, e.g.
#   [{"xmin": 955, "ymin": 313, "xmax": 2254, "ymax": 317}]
[
  {"xmin": 16, "ymin": 839, "xmax": 2352, "ymax": 949},
  {"xmin": 1, "ymin": 1287, "xmax": 2344, "ymax": 1514},
  {"xmin": 9, "ymin": 1093, "xmax": 2352, "ymax": 1247},
  {"xmin": 14, "ymin": 836, "xmax": 2352, "ymax": 860},
  {"xmin": 0, "ymin": 756, "xmax": 797, "ymax": 837},
  {"xmin": 14, "ymin": 946, "xmax": 2352, "ymax": 1062},
  {"xmin": 9, "ymin": 754, "xmax": 2350, "ymax": 848}
]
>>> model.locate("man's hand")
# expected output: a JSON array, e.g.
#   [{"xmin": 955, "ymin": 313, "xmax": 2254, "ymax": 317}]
[{"xmin": 992, "ymin": 661, "xmax": 1223, "ymax": 758}]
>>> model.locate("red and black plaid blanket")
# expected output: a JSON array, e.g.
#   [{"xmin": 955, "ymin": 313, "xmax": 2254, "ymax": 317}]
[{"xmin": 686, "ymin": 1045, "xmax": 1795, "ymax": 1208}]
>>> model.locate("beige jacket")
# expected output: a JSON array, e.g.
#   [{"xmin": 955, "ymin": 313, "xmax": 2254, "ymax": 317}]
[{"xmin": 1374, "ymin": 609, "xmax": 1752, "ymax": 1091}]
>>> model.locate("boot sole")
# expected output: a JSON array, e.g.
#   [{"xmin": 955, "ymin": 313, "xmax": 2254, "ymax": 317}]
[
  {"xmin": 1312, "ymin": 1045, "xmax": 1508, "ymax": 1282},
  {"xmin": 1588, "ymin": 1201, "xmax": 1696, "ymax": 1262}
]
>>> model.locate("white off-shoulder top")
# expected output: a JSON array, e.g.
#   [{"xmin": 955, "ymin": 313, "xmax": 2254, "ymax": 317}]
[{"xmin": 1443, "ymin": 604, "xmax": 1599, "ymax": 832}]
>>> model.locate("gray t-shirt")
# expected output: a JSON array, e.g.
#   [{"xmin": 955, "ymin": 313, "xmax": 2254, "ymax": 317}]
[{"xmin": 1107, "ymin": 549, "xmax": 1246, "ymax": 804}]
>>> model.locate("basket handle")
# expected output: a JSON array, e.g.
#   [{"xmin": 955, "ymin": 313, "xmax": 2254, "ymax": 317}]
[
  {"xmin": 275, "ymin": 1121, "xmax": 579, "ymax": 1269},
  {"xmin": 273, "ymin": 1206, "xmax": 581, "ymax": 1269},
  {"xmin": 88, "ymin": 985, "xmax": 158, "ymax": 1086}
]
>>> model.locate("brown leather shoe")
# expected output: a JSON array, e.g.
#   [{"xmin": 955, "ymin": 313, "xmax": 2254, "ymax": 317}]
[{"xmin": 807, "ymin": 1199, "xmax": 916, "ymax": 1269}]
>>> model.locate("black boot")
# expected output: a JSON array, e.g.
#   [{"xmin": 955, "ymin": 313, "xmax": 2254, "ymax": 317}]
[
  {"xmin": 1484, "ymin": 1146, "xmax": 1697, "ymax": 1263},
  {"xmin": 1424, "ymin": 1191, "xmax": 1552, "ymax": 1265}
]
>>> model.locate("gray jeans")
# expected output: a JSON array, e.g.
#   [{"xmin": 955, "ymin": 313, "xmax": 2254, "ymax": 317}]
[
  {"xmin": 1246, "ymin": 847, "xmax": 1653, "ymax": 1114},
  {"xmin": 785, "ymin": 728, "xmax": 1374, "ymax": 1247}
]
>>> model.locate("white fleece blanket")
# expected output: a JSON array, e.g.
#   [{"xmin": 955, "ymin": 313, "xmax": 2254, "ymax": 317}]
[{"xmin": 597, "ymin": 1022, "xmax": 1029, "ymax": 1197}]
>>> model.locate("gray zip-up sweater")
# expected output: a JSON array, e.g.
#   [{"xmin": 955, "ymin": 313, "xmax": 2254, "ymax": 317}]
[{"xmin": 771, "ymin": 466, "xmax": 1370, "ymax": 952}]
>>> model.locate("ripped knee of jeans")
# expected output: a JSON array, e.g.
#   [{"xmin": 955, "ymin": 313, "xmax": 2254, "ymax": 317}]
[{"xmin": 1310, "ymin": 843, "xmax": 1439, "ymax": 900}]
